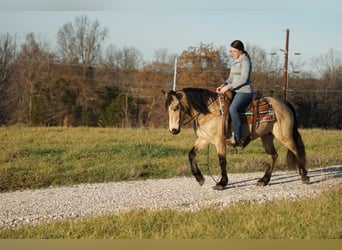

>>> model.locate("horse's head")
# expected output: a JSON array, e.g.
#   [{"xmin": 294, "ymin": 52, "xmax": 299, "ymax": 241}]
[{"xmin": 162, "ymin": 90, "xmax": 184, "ymax": 135}]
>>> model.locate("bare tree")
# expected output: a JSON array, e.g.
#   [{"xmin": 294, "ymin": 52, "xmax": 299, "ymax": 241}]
[
  {"xmin": 134, "ymin": 48, "xmax": 176, "ymax": 127},
  {"xmin": 0, "ymin": 33, "xmax": 16, "ymax": 123},
  {"xmin": 106, "ymin": 45, "xmax": 142, "ymax": 71},
  {"xmin": 245, "ymin": 43, "xmax": 268, "ymax": 73},
  {"xmin": 104, "ymin": 45, "xmax": 143, "ymax": 126},
  {"xmin": 15, "ymin": 33, "xmax": 52, "ymax": 123},
  {"xmin": 57, "ymin": 15, "xmax": 108, "ymax": 66},
  {"xmin": 304, "ymin": 49, "xmax": 342, "ymax": 128},
  {"xmin": 312, "ymin": 49, "xmax": 342, "ymax": 85},
  {"xmin": 0, "ymin": 33, "xmax": 16, "ymax": 84}
]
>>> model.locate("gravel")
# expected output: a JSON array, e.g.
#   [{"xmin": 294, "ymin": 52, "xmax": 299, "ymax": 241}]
[{"xmin": 0, "ymin": 166, "xmax": 341, "ymax": 228}]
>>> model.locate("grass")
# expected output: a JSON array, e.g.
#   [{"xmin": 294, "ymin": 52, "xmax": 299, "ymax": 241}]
[
  {"xmin": 0, "ymin": 126, "xmax": 341, "ymax": 239},
  {"xmin": 0, "ymin": 185, "xmax": 340, "ymax": 239},
  {"xmin": 0, "ymin": 126, "xmax": 341, "ymax": 192}
]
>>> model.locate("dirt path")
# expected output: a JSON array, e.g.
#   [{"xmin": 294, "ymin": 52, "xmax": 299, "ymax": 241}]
[{"xmin": 0, "ymin": 166, "xmax": 341, "ymax": 228}]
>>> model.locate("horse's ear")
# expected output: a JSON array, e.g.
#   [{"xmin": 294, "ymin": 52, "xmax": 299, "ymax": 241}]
[{"xmin": 161, "ymin": 90, "xmax": 167, "ymax": 97}]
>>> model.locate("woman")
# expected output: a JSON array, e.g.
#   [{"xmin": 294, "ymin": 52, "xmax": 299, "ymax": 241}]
[{"xmin": 216, "ymin": 40, "xmax": 254, "ymax": 146}]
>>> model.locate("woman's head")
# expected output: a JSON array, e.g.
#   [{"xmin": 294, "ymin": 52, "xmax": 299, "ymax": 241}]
[
  {"xmin": 229, "ymin": 40, "xmax": 248, "ymax": 59},
  {"xmin": 230, "ymin": 40, "xmax": 245, "ymax": 52}
]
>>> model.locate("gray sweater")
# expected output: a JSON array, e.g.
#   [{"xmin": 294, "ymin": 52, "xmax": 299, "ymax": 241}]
[{"xmin": 223, "ymin": 54, "xmax": 253, "ymax": 93}]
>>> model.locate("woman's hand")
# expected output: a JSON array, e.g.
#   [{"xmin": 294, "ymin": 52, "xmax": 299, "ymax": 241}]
[
  {"xmin": 216, "ymin": 85, "xmax": 228, "ymax": 94},
  {"xmin": 216, "ymin": 87, "xmax": 222, "ymax": 93}
]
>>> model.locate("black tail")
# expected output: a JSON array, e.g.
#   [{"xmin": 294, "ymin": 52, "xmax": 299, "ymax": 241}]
[{"xmin": 285, "ymin": 101, "xmax": 306, "ymax": 170}]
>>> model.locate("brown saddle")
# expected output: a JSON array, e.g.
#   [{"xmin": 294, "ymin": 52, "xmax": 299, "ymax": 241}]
[
  {"xmin": 223, "ymin": 95, "xmax": 275, "ymax": 139},
  {"xmin": 241, "ymin": 96, "xmax": 275, "ymax": 125}
]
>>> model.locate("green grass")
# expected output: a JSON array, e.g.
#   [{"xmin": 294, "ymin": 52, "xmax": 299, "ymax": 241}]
[
  {"xmin": 0, "ymin": 126, "xmax": 341, "ymax": 239},
  {"xmin": 0, "ymin": 126, "xmax": 341, "ymax": 192},
  {"xmin": 1, "ymin": 185, "xmax": 340, "ymax": 239}
]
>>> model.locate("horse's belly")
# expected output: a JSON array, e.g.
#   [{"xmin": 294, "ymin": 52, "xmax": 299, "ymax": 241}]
[{"xmin": 246, "ymin": 122, "xmax": 274, "ymax": 139}]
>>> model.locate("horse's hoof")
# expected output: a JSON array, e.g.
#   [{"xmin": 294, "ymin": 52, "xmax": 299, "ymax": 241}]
[
  {"xmin": 256, "ymin": 181, "xmax": 267, "ymax": 186},
  {"xmin": 213, "ymin": 184, "xmax": 225, "ymax": 190},
  {"xmin": 197, "ymin": 176, "xmax": 205, "ymax": 186},
  {"xmin": 301, "ymin": 176, "xmax": 310, "ymax": 184}
]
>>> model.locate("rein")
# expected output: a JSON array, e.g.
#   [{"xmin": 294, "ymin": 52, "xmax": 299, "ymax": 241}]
[
  {"xmin": 182, "ymin": 112, "xmax": 201, "ymax": 126},
  {"xmin": 206, "ymin": 145, "xmax": 221, "ymax": 184}
]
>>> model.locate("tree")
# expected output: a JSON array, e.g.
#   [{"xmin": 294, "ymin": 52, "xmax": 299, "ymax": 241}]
[
  {"xmin": 0, "ymin": 33, "xmax": 16, "ymax": 124},
  {"xmin": 304, "ymin": 49, "xmax": 342, "ymax": 128},
  {"xmin": 104, "ymin": 45, "xmax": 143, "ymax": 126},
  {"xmin": 57, "ymin": 15, "xmax": 108, "ymax": 66},
  {"xmin": 135, "ymin": 48, "xmax": 176, "ymax": 127},
  {"xmin": 177, "ymin": 43, "xmax": 230, "ymax": 90},
  {"xmin": 12, "ymin": 33, "xmax": 53, "ymax": 124},
  {"xmin": 313, "ymin": 49, "xmax": 342, "ymax": 85},
  {"xmin": 244, "ymin": 44, "xmax": 283, "ymax": 97}
]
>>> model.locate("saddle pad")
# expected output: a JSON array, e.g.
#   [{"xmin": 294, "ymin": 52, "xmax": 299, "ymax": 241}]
[
  {"xmin": 256, "ymin": 109, "xmax": 275, "ymax": 123},
  {"xmin": 239, "ymin": 97, "xmax": 275, "ymax": 123}
]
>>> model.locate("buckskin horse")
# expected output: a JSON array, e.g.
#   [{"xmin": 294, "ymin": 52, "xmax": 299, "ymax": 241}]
[{"xmin": 163, "ymin": 87, "xmax": 310, "ymax": 190}]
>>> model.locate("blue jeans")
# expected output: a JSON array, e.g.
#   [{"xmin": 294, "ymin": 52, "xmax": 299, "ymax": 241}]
[{"xmin": 229, "ymin": 92, "xmax": 253, "ymax": 141}]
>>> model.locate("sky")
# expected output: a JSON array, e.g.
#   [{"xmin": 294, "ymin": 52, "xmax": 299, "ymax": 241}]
[{"xmin": 1, "ymin": 0, "xmax": 342, "ymax": 72}]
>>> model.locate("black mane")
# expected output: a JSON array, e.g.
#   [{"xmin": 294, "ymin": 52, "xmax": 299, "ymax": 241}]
[{"xmin": 183, "ymin": 88, "xmax": 217, "ymax": 115}]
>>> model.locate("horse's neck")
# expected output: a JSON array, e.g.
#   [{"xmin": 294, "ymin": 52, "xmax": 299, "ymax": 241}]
[{"xmin": 192, "ymin": 99, "xmax": 221, "ymax": 117}]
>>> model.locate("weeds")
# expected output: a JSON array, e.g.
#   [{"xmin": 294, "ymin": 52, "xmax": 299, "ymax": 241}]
[{"xmin": 0, "ymin": 127, "xmax": 341, "ymax": 192}]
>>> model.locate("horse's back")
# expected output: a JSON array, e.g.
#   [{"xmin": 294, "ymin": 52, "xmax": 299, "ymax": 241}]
[{"xmin": 265, "ymin": 97, "xmax": 293, "ymax": 120}]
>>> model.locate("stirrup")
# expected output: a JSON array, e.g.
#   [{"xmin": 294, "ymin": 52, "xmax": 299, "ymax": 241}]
[
  {"xmin": 226, "ymin": 137, "xmax": 249, "ymax": 148},
  {"xmin": 234, "ymin": 139, "xmax": 245, "ymax": 147}
]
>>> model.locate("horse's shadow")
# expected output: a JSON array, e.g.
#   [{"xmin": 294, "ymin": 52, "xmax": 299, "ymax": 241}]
[
  {"xmin": 306, "ymin": 166, "xmax": 342, "ymax": 184},
  {"xmin": 225, "ymin": 177, "xmax": 260, "ymax": 189},
  {"xmin": 224, "ymin": 166, "xmax": 342, "ymax": 188}
]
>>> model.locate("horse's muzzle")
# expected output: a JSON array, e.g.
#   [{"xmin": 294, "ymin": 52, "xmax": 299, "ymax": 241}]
[{"xmin": 170, "ymin": 128, "xmax": 180, "ymax": 135}]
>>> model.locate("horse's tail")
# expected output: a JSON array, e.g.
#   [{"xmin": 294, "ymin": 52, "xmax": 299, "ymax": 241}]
[{"xmin": 285, "ymin": 101, "xmax": 306, "ymax": 170}]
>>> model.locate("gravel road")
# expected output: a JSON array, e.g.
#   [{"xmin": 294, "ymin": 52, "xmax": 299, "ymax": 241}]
[{"xmin": 1, "ymin": 166, "xmax": 341, "ymax": 228}]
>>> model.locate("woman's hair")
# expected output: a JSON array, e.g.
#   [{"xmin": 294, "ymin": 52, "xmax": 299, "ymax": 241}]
[{"xmin": 230, "ymin": 40, "xmax": 249, "ymax": 57}]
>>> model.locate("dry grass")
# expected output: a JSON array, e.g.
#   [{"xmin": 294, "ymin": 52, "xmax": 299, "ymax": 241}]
[
  {"xmin": 0, "ymin": 126, "xmax": 341, "ymax": 239},
  {"xmin": 0, "ymin": 126, "xmax": 341, "ymax": 192}
]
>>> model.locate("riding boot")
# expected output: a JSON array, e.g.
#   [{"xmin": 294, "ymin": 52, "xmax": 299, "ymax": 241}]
[
  {"xmin": 226, "ymin": 132, "xmax": 237, "ymax": 146},
  {"xmin": 226, "ymin": 132, "xmax": 250, "ymax": 148}
]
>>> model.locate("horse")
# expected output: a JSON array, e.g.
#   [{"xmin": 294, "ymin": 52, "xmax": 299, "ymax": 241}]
[{"xmin": 163, "ymin": 87, "xmax": 310, "ymax": 190}]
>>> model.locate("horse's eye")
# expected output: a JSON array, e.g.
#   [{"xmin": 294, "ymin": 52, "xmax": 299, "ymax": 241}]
[{"xmin": 173, "ymin": 105, "xmax": 180, "ymax": 111}]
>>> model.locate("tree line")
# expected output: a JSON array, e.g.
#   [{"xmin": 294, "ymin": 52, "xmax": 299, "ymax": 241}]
[{"xmin": 0, "ymin": 15, "xmax": 341, "ymax": 128}]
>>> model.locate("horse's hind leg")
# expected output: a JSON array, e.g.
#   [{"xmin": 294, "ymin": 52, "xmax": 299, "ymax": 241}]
[
  {"xmin": 258, "ymin": 133, "xmax": 278, "ymax": 186},
  {"xmin": 283, "ymin": 138, "xmax": 310, "ymax": 184}
]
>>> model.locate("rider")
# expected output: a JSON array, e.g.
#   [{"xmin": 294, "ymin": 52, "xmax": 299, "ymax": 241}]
[{"xmin": 216, "ymin": 40, "xmax": 254, "ymax": 146}]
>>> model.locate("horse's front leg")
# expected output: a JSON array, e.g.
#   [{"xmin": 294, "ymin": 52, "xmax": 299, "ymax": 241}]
[
  {"xmin": 188, "ymin": 147, "xmax": 205, "ymax": 186},
  {"xmin": 188, "ymin": 137, "xmax": 208, "ymax": 186}
]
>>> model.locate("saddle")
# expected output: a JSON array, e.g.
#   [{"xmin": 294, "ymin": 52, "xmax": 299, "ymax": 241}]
[
  {"xmin": 241, "ymin": 96, "xmax": 275, "ymax": 125},
  {"xmin": 222, "ymin": 94, "xmax": 275, "ymax": 139}
]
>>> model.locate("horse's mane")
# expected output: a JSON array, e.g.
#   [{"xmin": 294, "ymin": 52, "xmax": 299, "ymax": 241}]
[{"xmin": 182, "ymin": 88, "xmax": 217, "ymax": 115}]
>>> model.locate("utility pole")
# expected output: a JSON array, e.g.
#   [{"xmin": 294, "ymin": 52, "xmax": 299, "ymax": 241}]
[{"xmin": 282, "ymin": 29, "xmax": 289, "ymax": 101}]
